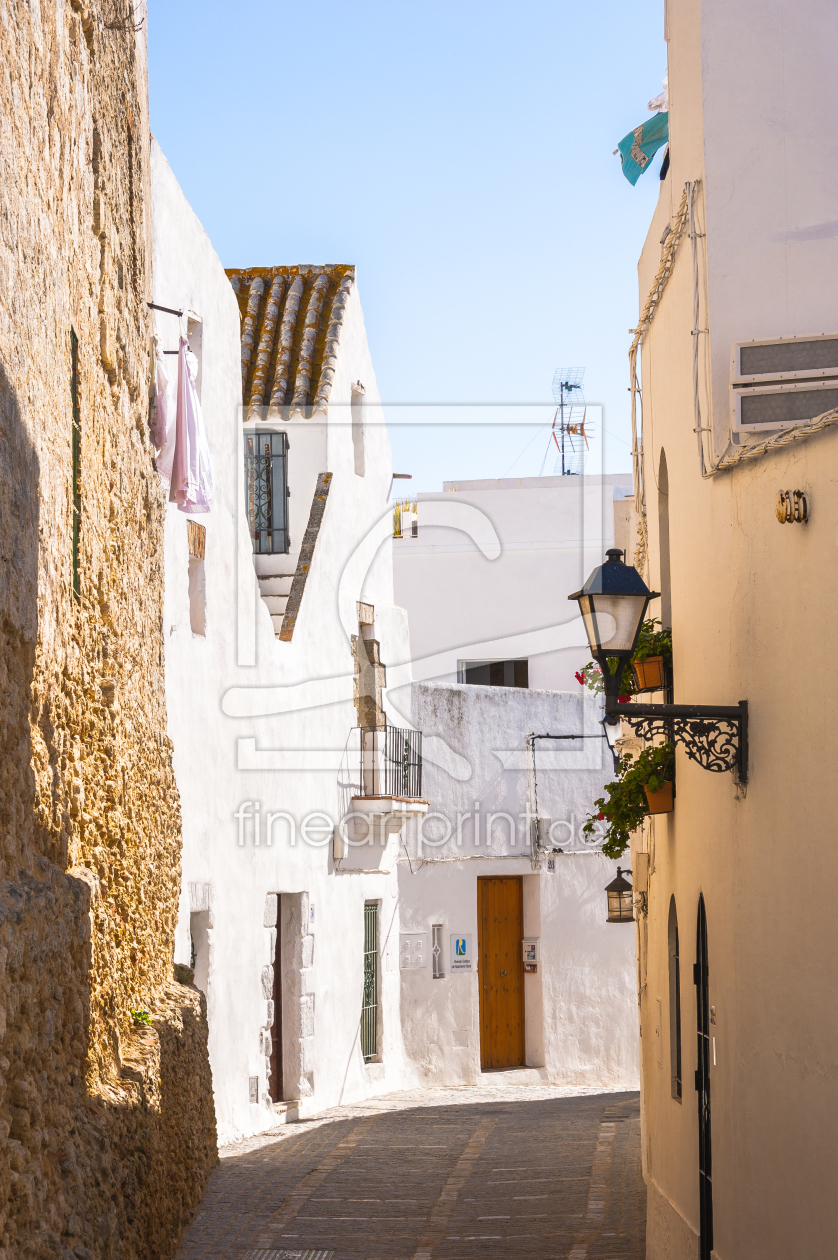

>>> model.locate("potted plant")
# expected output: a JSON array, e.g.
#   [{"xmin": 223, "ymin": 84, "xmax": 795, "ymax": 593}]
[
  {"xmin": 583, "ymin": 742, "xmax": 675, "ymax": 859},
  {"xmin": 575, "ymin": 620, "xmax": 672, "ymax": 700},
  {"xmin": 630, "ymin": 619, "xmax": 672, "ymax": 693},
  {"xmin": 574, "ymin": 659, "xmax": 633, "ymax": 703}
]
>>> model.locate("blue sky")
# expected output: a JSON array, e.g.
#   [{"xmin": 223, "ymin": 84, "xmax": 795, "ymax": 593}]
[{"xmin": 147, "ymin": 0, "xmax": 666, "ymax": 490}]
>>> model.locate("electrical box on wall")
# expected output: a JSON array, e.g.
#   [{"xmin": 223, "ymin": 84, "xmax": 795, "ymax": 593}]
[
  {"xmin": 523, "ymin": 938, "xmax": 540, "ymax": 974},
  {"xmin": 399, "ymin": 933, "xmax": 426, "ymax": 970}
]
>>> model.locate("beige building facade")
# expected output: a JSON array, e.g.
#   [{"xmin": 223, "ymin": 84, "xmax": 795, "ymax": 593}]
[
  {"xmin": 0, "ymin": 4, "xmax": 216, "ymax": 1257},
  {"xmin": 623, "ymin": 1, "xmax": 838, "ymax": 1258}
]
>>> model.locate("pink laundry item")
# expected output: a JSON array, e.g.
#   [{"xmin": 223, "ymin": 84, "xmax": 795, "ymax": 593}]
[{"xmin": 168, "ymin": 336, "xmax": 215, "ymax": 514}]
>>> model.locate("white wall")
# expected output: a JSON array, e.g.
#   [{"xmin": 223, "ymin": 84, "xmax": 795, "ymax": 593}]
[
  {"xmin": 393, "ymin": 474, "xmax": 633, "ymax": 693},
  {"xmin": 697, "ymin": 0, "xmax": 838, "ymax": 442},
  {"xmin": 396, "ymin": 682, "xmax": 639, "ymax": 1091},
  {"xmin": 151, "ymin": 141, "xmax": 419, "ymax": 1143}
]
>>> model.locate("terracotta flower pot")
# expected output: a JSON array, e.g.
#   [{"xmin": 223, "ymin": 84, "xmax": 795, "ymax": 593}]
[
  {"xmin": 631, "ymin": 655, "xmax": 667, "ymax": 692},
  {"xmin": 644, "ymin": 781, "xmax": 674, "ymax": 814}
]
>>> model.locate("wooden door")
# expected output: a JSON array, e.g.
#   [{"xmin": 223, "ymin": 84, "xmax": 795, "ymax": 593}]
[
  {"xmin": 478, "ymin": 876, "xmax": 525, "ymax": 1070},
  {"xmin": 269, "ymin": 898, "xmax": 283, "ymax": 1103}
]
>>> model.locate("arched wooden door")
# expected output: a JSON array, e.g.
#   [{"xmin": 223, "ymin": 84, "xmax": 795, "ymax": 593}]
[{"xmin": 695, "ymin": 894, "xmax": 713, "ymax": 1259}]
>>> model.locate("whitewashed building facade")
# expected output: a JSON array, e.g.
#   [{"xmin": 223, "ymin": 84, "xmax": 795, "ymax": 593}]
[
  {"xmin": 151, "ymin": 146, "xmax": 639, "ymax": 1145},
  {"xmin": 151, "ymin": 142, "xmax": 426, "ymax": 1142},
  {"xmin": 392, "ymin": 475, "xmax": 640, "ymax": 1090}
]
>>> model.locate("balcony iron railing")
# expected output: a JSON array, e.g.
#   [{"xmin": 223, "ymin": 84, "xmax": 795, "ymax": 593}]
[{"xmin": 359, "ymin": 725, "xmax": 423, "ymax": 799}]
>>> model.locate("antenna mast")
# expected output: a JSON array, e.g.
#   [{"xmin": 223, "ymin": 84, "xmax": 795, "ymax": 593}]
[{"xmin": 549, "ymin": 367, "xmax": 589, "ymax": 476}]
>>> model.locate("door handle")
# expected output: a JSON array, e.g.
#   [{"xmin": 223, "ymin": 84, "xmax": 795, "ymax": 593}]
[{"xmin": 500, "ymin": 969, "xmax": 508, "ymax": 976}]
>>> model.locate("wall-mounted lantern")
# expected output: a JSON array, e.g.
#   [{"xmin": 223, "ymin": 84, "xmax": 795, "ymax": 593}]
[
  {"xmin": 570, "ymin": 549, "xmax": 748, "ymax": 782},
  {"xmin": 605, "ymin": 867, "xmax": 635, "ymax": 923}
]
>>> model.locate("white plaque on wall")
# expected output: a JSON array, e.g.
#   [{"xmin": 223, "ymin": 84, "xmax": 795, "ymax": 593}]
[{"xmin": 450, "ymin": 934, "xmax": 473, "ymax": 972}]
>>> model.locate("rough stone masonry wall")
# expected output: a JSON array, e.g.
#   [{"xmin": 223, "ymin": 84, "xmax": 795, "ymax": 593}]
[{"xmin": 0, "ymin": 4, "xmax": 217, "ymax": 1259}]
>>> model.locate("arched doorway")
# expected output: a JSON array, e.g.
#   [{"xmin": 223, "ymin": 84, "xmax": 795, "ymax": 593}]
[{"xmin": 695, "ymin": 894, "xmax": 713, "ymax": 1258}]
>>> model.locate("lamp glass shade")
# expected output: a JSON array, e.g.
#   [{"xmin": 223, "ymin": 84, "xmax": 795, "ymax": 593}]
[
  {"xmin": 605, "ymin": 867, "xmax": 635, "ymax": 923},
  {"xmin": 578, "ymin": 592, "xmax": 649, "ymax": 657},
  {"xmin": 569, "ymin": 550, "xmax": 657, "ymax": 665},
  {"xmin": 606, "ymin": 888, "xmax": 635, "ymax": 923}
]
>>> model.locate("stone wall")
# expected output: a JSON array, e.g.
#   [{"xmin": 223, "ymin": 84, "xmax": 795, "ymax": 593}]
[{"xmin": 0, "ymin": 3, "xmax": 217, "ymax": 1257}]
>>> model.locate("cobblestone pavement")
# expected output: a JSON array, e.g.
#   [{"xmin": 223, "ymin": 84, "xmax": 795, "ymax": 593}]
[{"xmin": 177, "ymin": 1084, "xmax": 645, "ymax": 1260}]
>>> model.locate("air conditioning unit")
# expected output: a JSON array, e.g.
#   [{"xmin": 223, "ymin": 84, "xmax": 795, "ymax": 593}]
[{"xmin": 730, "ymin": 333, "xmax": 838, "ymax": 433}]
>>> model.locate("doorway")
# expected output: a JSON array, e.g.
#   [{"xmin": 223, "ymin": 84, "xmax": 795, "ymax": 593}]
[
  {"xmin": 695, "ymin": 894, "xmax": 713, "ymax": 1259},
  {"xmin": 269, "ymin": 896, "xmax": 283, "ymax": 1104},
  {"xmin": 478, "ymin": 876, "xmax": 525, "ymax": 1070}
]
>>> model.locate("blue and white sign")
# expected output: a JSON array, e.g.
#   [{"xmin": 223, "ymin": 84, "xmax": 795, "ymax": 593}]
[{"xmin": 450, "ymin": 934, "xmax": 473, "ymax": 972}]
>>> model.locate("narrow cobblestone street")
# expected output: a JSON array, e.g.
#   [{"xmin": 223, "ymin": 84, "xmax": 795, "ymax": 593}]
[{"xmin": 177, "ymin": 1085, "xmax": 645, "ymax": 1260}]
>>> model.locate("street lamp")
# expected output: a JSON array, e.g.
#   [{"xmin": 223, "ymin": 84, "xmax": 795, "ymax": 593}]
[
  {"xmin": 569, "ymin": 548, "xmax": 749, "ymax": 783},
  {"xmin": 568, "ymin": 548, "xmax": 658, "ymax": 718},
  {"xmin": 605, "ymin": 867, "xmax": 635, "ymax": 923}
]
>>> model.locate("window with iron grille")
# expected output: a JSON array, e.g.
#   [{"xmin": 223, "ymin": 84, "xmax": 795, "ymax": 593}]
[
  {"xmin": 245, "ymin": 431, "xmax": 289, "ymax": 554},
  {"xmin": 70, "ymin": 329, "xmax": 81, "ymax": 602},
  {"xmin": 361, "ymin": 902, "xmax": 379, "ymax": 1061},
  {"xmin": 432, "ymin": 924, "xmax": 444, "ymax": 979}
]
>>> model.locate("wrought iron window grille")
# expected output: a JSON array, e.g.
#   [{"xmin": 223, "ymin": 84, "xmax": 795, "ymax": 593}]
[
  {"xmin": 432, "ymin": 924, "xmax": 444, "ymax": 979},
  {"xmin": 361, "ymin": 902, "xmax": 378, "ymax": 1061},
  {"xmin": 245, "ymin": 430, "xmax": 290, "ymax": 554}
]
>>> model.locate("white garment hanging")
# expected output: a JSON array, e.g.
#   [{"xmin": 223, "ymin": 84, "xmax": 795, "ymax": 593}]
[
  {"xmin": 168, "ymin": 336, "xmax": 214, "ymax": 514},
  {"xmin": 152, "ymin": 333, "xmax": 178, "ymax": 483}
]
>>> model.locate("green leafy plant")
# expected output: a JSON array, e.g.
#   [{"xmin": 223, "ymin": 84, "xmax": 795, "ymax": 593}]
[
  {"xmin": 583, "ymin": 742, "xmax": 675, "ymax": 859},
  {"xmin": 633, "ymin": 618, "xmax": 673, "ymax": 667},
  {"xmin": 131, "ymin": 1009, "xmax": 152, "ymax": 1027}
]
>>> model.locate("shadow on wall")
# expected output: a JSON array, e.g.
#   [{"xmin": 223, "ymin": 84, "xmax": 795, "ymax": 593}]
[{"xmin": 0, "ymin": 358, "xmax": 216, "ymax": 1258}]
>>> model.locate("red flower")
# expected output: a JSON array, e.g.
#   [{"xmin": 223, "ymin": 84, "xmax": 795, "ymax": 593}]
[
  {"xmin": 598, "ymin": 812, "xmax": 604, "ymax": 820},
  {"xmin": 618, "ymin": 694, "xmax": 631, "ymax": 703},
  {"xmin": 575, "ymin": 671, "xmax": 584, "ymax": 685}
]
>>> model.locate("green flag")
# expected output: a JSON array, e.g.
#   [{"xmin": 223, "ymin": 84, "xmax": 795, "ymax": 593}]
[{"xmin": 617, "ymin": 112, "xmax": 669, "ymax": 185}]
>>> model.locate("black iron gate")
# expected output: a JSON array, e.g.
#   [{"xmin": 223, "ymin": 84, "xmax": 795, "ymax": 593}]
[{"xmin": 695, "ymin": 894, "xmax": 713, "ymax": 1259}]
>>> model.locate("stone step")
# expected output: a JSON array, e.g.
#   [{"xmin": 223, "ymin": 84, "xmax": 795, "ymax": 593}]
[
  {"xmin": 258, "ymin": 576, "xmax": 293, "ymax": 596},
  {"xmin": 263, "ymin": 595, "xmax": 288, "ymax": 615}
]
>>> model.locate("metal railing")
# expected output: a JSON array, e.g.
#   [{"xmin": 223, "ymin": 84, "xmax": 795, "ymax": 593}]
[{"xmin": 359, "ymin": 725, "xmax": 423, "ymax": 799}]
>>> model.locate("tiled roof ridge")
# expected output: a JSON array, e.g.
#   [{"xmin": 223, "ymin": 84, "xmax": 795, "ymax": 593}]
[{"xmin": 227, "ymin": 264, "xmax": 355, "ymax": 418}]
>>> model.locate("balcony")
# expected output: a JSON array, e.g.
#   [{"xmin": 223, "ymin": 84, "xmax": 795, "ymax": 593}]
[{"xmin": 338, "ymin": 726, "xmax": 428, "ymax": 854}]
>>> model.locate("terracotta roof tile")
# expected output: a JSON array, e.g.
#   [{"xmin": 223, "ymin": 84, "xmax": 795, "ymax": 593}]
[{"xmin": 227, "ymin": 265, "xmax": 354, "ymax": 418}]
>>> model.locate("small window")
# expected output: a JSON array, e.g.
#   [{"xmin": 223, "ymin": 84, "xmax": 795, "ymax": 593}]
[
  {"xmin": 187, "ymin": 520, "xmax": 207, "ymax": 636},
  {"xmin": 459, "ymin": 659, "xmax": 528, "ymax": 688},
  {"xmin": 351, "ymin": 381, "xmax": 365, "ymax": 477},
  {"xmin": 245, "ymin": 430, "xmax": 289, "ymax": 554},
  {"xmin": 190, "ymin": 909, "xmax": 210, "ymax": 994},
  {"xmin": 361, "ymin": 902, "xmax": 379, "ymax": 1061},
  {"xmin": 187, "ymin": 316, "xmax": 203, "ymax": 398},
  {"xmin": 432, "ymin": 924, "xmax": 444, "ymax": 979}
]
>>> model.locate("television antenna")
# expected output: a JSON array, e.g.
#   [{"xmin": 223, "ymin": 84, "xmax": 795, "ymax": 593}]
[{"xmin": 545, "ymin": 366, "xmax": 589, "ymax": 476}]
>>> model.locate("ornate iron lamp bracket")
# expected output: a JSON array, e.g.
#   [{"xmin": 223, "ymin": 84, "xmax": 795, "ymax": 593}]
[{"xmin": 618, "ymin": 700, "xmax": 748, "ymax": 783}]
